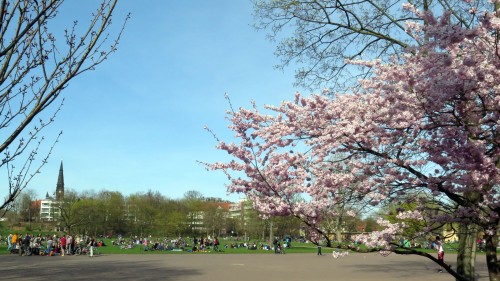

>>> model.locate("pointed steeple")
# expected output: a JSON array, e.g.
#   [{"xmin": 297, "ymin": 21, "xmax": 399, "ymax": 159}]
[{"xmin": 56, "ymin": 161, "xmax": 64, "ymax": 200}]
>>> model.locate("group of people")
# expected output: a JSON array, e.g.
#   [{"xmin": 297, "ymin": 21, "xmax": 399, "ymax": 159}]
[
  {"xmin": 272, "ymin": 237, "xmax": 287, "ymax": 254},
  {"xmin": 116, "ymin": 235, "xmax": 298, "ymax": 253},
  {"xmin": 6, "ymin": 233, "xmax": 102, "ymax": 256},
  {"xmin": 6, "ymin": 233, "xmax": 42, "ymax": 255},
  {"xmin": 190, "ymin": 236, "xmax": 220, "ymax": 252},
  {"xmin": 114, "ymin": 235, "xmax": 190, "ymax": 251},
  {"xmin": 114, "ymin": 235, "xmax": 221, "ymax": 252}
]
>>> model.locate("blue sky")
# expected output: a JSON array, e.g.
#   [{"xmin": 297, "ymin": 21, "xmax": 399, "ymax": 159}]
[{"xmin": 23, "ymin": 0, "xmax": 301, "ymax": 201}]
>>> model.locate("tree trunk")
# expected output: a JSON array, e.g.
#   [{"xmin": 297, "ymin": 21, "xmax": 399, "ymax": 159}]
[
  {"xmin": 484, "ymin": 230, "xmax": 499, "ymax": 281},
  {"xmin": 323, "ymin": 233, "xmax": 332, "ymax": 247},
  {"xmin": 456, "ymin": 224, "xmax": 477, "ymax": 281},
  {"xmin": 335, "ymin": 229, "xmax": 343, "ymax": 243},
  {"xmin": 269, "ymin": 218, "xmax": 274, "ymax": 245},
  {"xmin": 335, "ymin": 215, "xmax": 343, "ymax": 243}
]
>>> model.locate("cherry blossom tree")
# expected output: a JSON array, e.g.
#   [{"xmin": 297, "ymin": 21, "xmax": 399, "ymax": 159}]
[
  {"xmin": 205, "ymin": 98, "xmax": 373, "ymax": 247},
  {"xmin": 207, "ymin": 4, "xmax": 499, "ymax": 281}
]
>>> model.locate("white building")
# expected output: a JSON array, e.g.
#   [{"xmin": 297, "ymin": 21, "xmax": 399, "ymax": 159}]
[{"xmin": 39, "ymin": 198, "xmax": 60, "ymax": 222}]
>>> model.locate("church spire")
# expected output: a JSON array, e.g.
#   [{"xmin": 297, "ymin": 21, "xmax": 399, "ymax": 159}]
[{"xmin": 56, "ymin": 161, "xmax": 64, "ymax": 200}]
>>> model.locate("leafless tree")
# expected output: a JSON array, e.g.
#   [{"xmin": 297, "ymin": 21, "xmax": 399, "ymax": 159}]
[
  {"xmin": 0, "ymin": 0, "xmax": 128, "ymax": 213},
  {"xmin": 253, "ymin": 0, "xmax": 492, "ymax": 90}
]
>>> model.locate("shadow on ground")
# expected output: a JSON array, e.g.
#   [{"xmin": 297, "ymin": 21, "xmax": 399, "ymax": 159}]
[
  {"xmin": 0, "ymin": 255, "xmax": 202, "ymax": 281},
  {"xmin": 343, "ymin": 257, "xmax": 489, "ymax": 280}
]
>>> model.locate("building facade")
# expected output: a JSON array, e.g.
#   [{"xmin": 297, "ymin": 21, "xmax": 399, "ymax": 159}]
[
  {"xmin": 39, "ymin": 198, "xmax": 60, "ymax": 221},
  {"xmin": 39, "ymin": 161, "xmax": 64, "ymax": 221}
]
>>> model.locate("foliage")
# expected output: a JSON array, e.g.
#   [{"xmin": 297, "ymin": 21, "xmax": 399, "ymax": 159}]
[
  {"xmin": 380, "ymin": 194, "xmax": 439, "ymax": 239},
  {"xmin": 7, "ymin": 188, "xmax": 306, "ymax": 241}
]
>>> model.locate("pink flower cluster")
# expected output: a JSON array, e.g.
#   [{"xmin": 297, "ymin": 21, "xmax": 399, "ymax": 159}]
[
  {"xmin": 355, "ymin": 219, "xmax": 404, "ymax": 249},
  {"xmin": 332, "ymin": 249, "xmax": 349, "ymax": 259}
]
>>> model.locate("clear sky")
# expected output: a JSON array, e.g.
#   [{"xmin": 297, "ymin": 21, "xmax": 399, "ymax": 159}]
[{"xmin": 23, "ymin": 0, "xmax": 302, "ymax": 201}]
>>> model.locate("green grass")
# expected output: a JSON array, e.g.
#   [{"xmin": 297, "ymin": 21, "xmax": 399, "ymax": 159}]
[
  {"xmin": 95, "ymin": 238, "xmax": 321, "ymax": 255},
  {"xmin": 1, "ymin": 236, "xmax": 495, "ymax": 255}
]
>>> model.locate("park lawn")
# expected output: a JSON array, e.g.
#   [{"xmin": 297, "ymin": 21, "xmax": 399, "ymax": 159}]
[
  {"xmin": 95, "ymin": 239, "xmax": 321, "ymax": 255},
  {"xmin": 1, "ymin": 235, "xmax": 495, "ymax": 255}
]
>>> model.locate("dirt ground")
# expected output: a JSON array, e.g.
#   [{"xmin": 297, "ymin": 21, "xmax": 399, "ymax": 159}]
[{"xmin": 0, "ymin": 252, "xmax": 490, "ymax": 281}]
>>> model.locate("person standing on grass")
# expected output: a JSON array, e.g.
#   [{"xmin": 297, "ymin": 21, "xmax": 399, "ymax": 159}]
[
  {"xmin": 192, "ymin": 237, "xmax": 198, "ymax": 252},
  {"xmin": 22, "ymin": 233, "xmax": 31, "ymax": 256},
  {"xmin": 18, "ymin": 234, "xmax": 25, "ymax": 256},
  {"xmin": 213, "ymin": 237, "xmax": 219, "ymax": 252},
  {"xmin": 7, "ymin": 233, "xmax": 12, "ymax": 252},
  {"xmin": 273, "ymin": 237, "xmax": 279, "ymax": 254},
  {"xmin": 60, "ymin": 235, "xmax": 66, "ymax": 256},
  {"xmin": 11, "ymin": 233, "xmax": 18, "ymax": 252},
  {"xmin": 66, "ymin": 234, "xmax": 73, "ymax": 255}
]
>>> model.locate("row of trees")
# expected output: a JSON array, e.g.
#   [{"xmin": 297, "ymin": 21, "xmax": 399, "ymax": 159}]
[
  {"xmin": 5, "ymin": 189, "xmax": 303, "ymax": 240},
  {"xmin": 5, "ymin": 188, "xmax": 384, "ymax": 242}
]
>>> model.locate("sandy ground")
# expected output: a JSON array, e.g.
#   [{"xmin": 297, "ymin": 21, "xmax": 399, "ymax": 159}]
[{"xmin": 0, "ymin": 252, "xmax": 490, "ymax": 281}]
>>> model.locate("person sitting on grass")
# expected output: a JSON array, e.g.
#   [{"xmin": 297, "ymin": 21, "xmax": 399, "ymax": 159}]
[{"xmin": 213, "ymin": 237, "xmax": 220, "ymax": 252}]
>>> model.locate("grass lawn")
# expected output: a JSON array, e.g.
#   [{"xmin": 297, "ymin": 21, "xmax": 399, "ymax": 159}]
[
  {"xmin": 0, "ymin": 236, "xmax": 496, "ymax": 255},
  {"xmin": 94, "ymin": 238, "xmax": 322, "ymax": 255}
]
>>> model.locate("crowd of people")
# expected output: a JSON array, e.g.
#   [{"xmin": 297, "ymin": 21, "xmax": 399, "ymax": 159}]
[
  {"xmin": 112, "ymin": 235, "xmax": 190, "ymax": 251},
  {"xmin": 109, "ymin": 235, "xmax": 292, "ymax": 254},
  {"xmin": 115, "ymin": 235, "xmax": 223, "ymax": 253},
  {"xmin": 5, "ymin": 233, "xmax": 105, "ymax": 256}
]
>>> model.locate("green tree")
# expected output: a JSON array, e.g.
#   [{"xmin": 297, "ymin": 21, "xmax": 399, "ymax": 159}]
[
  {"xmin": 57, "ymin": 191, "xmax": 86, "ymax": 234},
  {"xmin": 244, "ymin": 207, "xmax": 268, "ymax": 240},
  {"xmin": 273, "ymin": 215, "xmax": 302, "ymax": 239},
  {"xmin": 164, "ymin": 210, "xmax": 189, "ymax": 237},
  {"xmin": 363, "ymin": 217, "xmax": 380, "ymax": 233},
  {"xmin": 15, "ymin": 189, "xmax": 38, "ymax": 224},
  {"xmin": 125, "ymin": 191, "xmax": 166, "ymax": 236},
  {"xmin": 202, "ymin": 203, "xmax": 227, "ymax": 238},
  {"xmin": 69, "ymin": 196, "xmax": 100, "ymax": 235},
  {"xmin": 182, "ymin": 190, "xmax": 205, "ymax": 235},
  {"xmin": 98, "ymin": 191, "xmax": 126, "ymax": 235}
]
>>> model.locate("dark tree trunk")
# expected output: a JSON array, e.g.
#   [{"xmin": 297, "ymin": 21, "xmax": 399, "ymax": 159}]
[{"xmin": 484, "ymin": 229, "xmax": 499, "ymax": 281}]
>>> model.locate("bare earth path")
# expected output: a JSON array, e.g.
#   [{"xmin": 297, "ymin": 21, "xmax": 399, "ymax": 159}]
[{"xmin": 0, "ymin": 252, "xmax": 489, "ymax": 281}]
